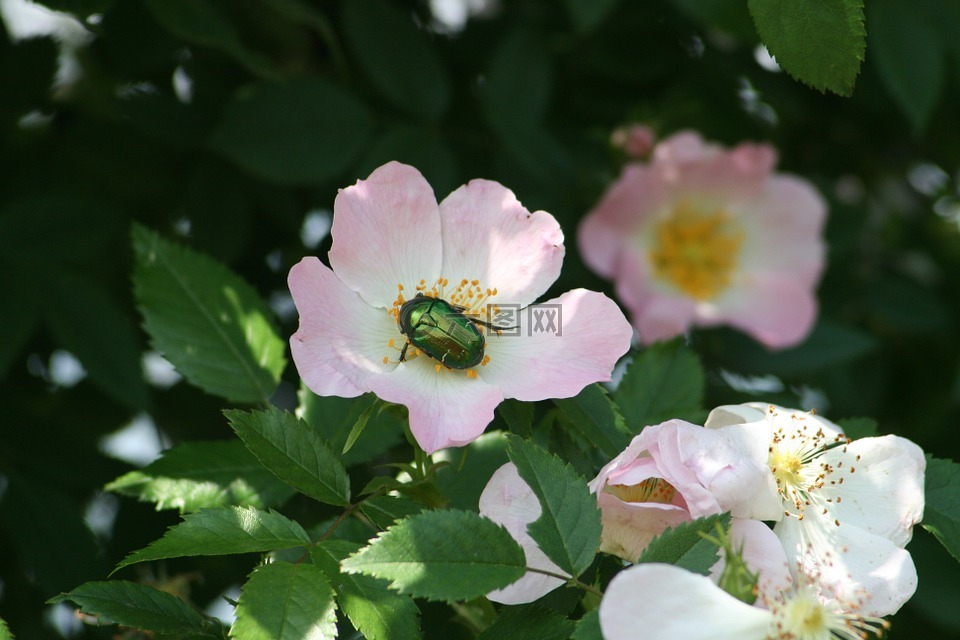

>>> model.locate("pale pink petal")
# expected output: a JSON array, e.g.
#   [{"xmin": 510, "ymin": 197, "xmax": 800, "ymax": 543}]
[
  {"xmin": 328, "ymin": 162, "xmax": 442, "ymax": 308},
  {"xmin": 596, "ymin": 493, "xmax": 690, "ymax": 561},
  {"xmin": 289, "ymin": 257, "xmax": 398, "ymax": 394},
  {"xmin": 477, "ymin": 289, "xmax": 632, "ymax": 401},
  {"xmin": 822, "ymin": 435, "xmax": 925, "ymax": 547},
  {"xmin": 710, "ymin": 520, "xmax": 792, "ymax": 603},
  {"xmin": 365, "ymin": 355, "xmax": 503, "ymax": 454},
  {"xmin": 479, "ymin": 463, "xmax": 568, "ymax": 604},
  {"xmin": 737, "ymin": 175, "xmax": 827, "ymax": 278},
  {"xmin": 613, "ymin": 249, "xmax": 697, "ymax": 343},
  {"xmin": 599, "ymin": 564, "xmax": 770, "ymax": 640},
  {"xmin": 775, "ymin": 517, "xmax": 918, "ymax": 616},
  {"xmin": 712, "ymin": 276, "xmax": 818, "ymax": 349},
  {"xmin": 577, "ymin": 164, "xmax": 668, "ymax": 277},
  {"xmin": 438, "ymin": 179, "xmax": 564, "ymax": 308}
]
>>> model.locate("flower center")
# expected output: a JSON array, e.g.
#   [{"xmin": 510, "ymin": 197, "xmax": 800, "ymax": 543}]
[
  {"xmin": 648, "ymin": 199, "xmax": 743, "ymax": 300},
  {"xmin": 384, "ymin": 277, "xmax": 501, "ymax": 378},
  {"xmin": 764, "ymin": 406, "xmax": 854, "ymax": 524},
  {"xmin": 768, "ymin": 587, "xmax": 890, "ymax": 640},
  {"xmin": 604, "ymin": 477, "xmax": 677, "ymax": 504}
]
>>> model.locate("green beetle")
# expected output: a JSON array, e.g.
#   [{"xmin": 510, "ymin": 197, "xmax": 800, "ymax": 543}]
[{"xmin": 397, "ymin": 293, "xmax": 495, "ymax": 370}]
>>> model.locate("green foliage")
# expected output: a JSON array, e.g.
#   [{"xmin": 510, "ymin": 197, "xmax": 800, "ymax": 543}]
[
  {"xmin": 50, "ymin": 581, "xmax": 224, "ymax": 639},
  {"xmin": 132, "ymin": 224, "xmax": 286, "ymax": 404},
  {"xmin": 341, "ymin": 510, "xmax": 526, "ymax": 602},
  {"xmin": 867, "ymin": 0, "xmax": 947, "ymax": 132},
  {"xmin": 360, "ymin": 495, "xmax": 425, "ymax": 531},
  {"xmin": 0, "ymin": 618, "xmax": 10, "ymax": 640},
  {"xmin": 922, "ymin": 457, "xmax": 960, "ymax": 563},
  {"xmin": 299, "ymin": 388, "xmax": 405, "ymax": 466},
  {"xmin": 497, "ymin": 399, "xmax": 535, "ymax": 438},
  {"xmin": 506, "ymin": 436, "xmax": 602, "ymax": 577},
  {"xmin": 313, "ymin": 541, "xmax": 422, "ymax": 640},
  {"xmin": 115, "ymin": 506, "xmax": 310, "ymax": 572},
  {"xmin": 225, "ymin": 406, "xmax": 351, "ymax": 507},
  {"xmin": 553, "ymin": 384, "xmax": 631, "ymax": 458},
  {"xmin": 571, "ymin": 609, "xmax": 603, "ymax": 640},
  {"xmin": 476, "ymin": 604, "xmax": 575, "ymax": 640},
  {"xmin": 342, "ymin": 0, "xmax": 450, "ymax": 121},
  {"xmin": 231, "ymin": 561, "xmax": 337, "ymax": 640},
  {"xmin": 748, "ymin": 0, "xmax": 865, "ymax": 95},
  {"xmin": 563, "ymin": 0, "xmax": 621, "ymax": 33},
  {"xmin": 106, "ymin": 440, "xmax": 296, "ymax": 513},
  {"xmin": 141, "ymin": 0, "xmax": 277, "ymax": 79},
  {"xmin": 614, "ymin": 340, "xmax": 706, "ymax": 431},
  {"xmin": 636, "ymin": 513, "xmax": 730, "ymax": 572},
  {"xmin": 209, "ymin": 78, "xmax": 375, "ymax": 185}
]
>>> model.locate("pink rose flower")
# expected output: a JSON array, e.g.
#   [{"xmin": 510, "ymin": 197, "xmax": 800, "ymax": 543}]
[
  {"xmin": 579, "ymin": 131, "xmax": 827, "ymax": 349},
  {"xmin": 288, "ymin": 162, "xmax": 633, "ymax": 453},
  {"xmin": 588, "ymin": 419, "xmax": 779, "ymax": 562}
]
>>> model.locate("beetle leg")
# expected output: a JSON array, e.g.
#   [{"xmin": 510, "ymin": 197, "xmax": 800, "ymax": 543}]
[{"xmin": 399, "ymin": 341, "xmax": 410, "ymax": 363}]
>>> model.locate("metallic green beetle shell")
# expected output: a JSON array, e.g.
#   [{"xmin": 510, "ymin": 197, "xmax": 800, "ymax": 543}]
[{"xmin": 397, "ymin": 295, "xmax": 485, "ymax": 369}]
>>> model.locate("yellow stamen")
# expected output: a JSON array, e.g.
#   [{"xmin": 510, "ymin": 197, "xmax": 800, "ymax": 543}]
[{"xmin": 648, "ymin": 199, "xmax": 743, "ymax": 300}]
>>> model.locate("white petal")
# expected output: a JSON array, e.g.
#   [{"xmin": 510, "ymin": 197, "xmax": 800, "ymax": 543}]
[
  {"xmin": 775, "ymin": 516, "xmax": 918, "ymax": 616},
  {"xmin": 599, "ymin": 564, "xmax": 770, "ymax": 640},
  {"xmin": 704, "ymin": 403, "xmax": 767, "ymax": 429},
  {"xmin": 479, "ymin": 463, "xmax": 568, "ymax": 604},
  {"xmin": 821, "ymin": 435, "xmax": 925, "ymax": 548},
  {"xmin": 710, "ymin": 519, "xmax": 792, "ymax": 603}
]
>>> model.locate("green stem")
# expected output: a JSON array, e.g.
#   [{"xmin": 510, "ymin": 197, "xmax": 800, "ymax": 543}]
[
  {"xmin": 316, "ymin": 486, "xmax": 387, "ymax": 543},
  {"xmin": 526, "ymin": 567, "xmax": 604, "ymax": 599}
]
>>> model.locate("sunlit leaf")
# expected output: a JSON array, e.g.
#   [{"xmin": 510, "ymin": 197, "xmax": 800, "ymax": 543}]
[{"xmin": 231, "ymin": 561, "xmax": 336, "ymax": 640}]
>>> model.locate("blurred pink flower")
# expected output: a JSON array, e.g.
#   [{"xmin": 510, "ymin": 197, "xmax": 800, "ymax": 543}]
[
  {"xmin": 588, "ymin": 419, "xmax": 779, "ymax": 562},
  {"xmin": 610, "ymin": 124, "xmax": 656, "ymax": 158},
  {"xmin": 579, "ymin": 131, "xmax": 826, "ymax": 349},
  {"xmin": 288, "ymin": 162, "xmax": 633, "ymax": 454}
]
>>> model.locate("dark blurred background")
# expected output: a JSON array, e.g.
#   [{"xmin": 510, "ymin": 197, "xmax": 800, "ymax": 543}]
[{"xmin": 1, "ymin": 0, "xmax": 959, "ymax": 637}]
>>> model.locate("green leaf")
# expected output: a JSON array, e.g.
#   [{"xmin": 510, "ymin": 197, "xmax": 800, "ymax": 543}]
[
  {"xmin": 0, "ymin": 617, "xmax": 11, "ymax": 640},
  {"xmin": 748, "ymin": 0, "xmax": 865, "ymax": 96},
  {"xmin": 342, "ymin": 0, "xmax": 450, "ymax": 120},
  {"xmin": 571, "ymin": 608, "xmax": 602, "ymax": 640},
  {"xmin": 132, "ymin": 224, "xmax": 286, "ymax": 404},
  {"xmin": 342, "ymin": 399, "xmax": 377, "ymax": 455},
  {"xmin": 614, "ymin": 341, "xmax": 706, "ymax": 432},
  {"xmin": 115, "ymin": 506, "xmax": 310, "ymax": 572},
  {"xmin": 341, "ymin": 510, "xmax": 525, "ymax": 602},
  {"xmin": 498, "ymin": 400, "xmax": 534, "ymax": 438},
  {"xmin": 231, "ymin": 561, "xmax": 337, "ymax": 640},
  {"xmin": 313, "ymin": 541, "xmax": 422, "ymax": 640},
  {"xmin": 105, "ymin": 440, "xmax": 296, "ymax": 513},
  {"xmin": 836, "ymin": 417, "xmax": 878, "ymax": 440},
  {"xmin": 922, "ymin": 457, "xmax": 960, "ymax": 563},
  {"xmin": 636, "ymin": 513, "xmax": 729, "ymax": 572},
  {"xmin": 476, "ymin": 605, "xmax": 574, "ymax": 640},
  {"xmin": 563, "ymin": 0, "xmax": 621, "ymax": 33},
  {"xmin": 209, "ymin": 78, "xmax": 374, "ymax": 186},
  {"xmin": 435, "ymin": 431, "xmax": 510, "ymax": 511},
  {"xmin": 142, "ymin": 0, "xmax": 277, "ymax": 79},
  {"xmin": 553, "ymin": 384, "xmax": 630, "ymax": 458},
  {"xmin": 506, "ymin": 436, "xmax": 602, "ymax": 577},
  {"xmin": 225, "ymin": 407, "xmax": 351, "ymax": 507},
  {"xmin": 43, "ymin": 272, "xmax": 149, "ymax": 411},
  {"xmin": 360, "ymin": 495, "xmax": 425, "ymax": 531},
  {"xmin": 867, "ymin": 0, "xmax": 944, "ymax": 131},
  {"xmin": 50, "ymin": 581, "xmax": 223, "ymax": 639},
  {"xmin": 299, "ymin": 388, "xmax": 404, "ymax": 466}
]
